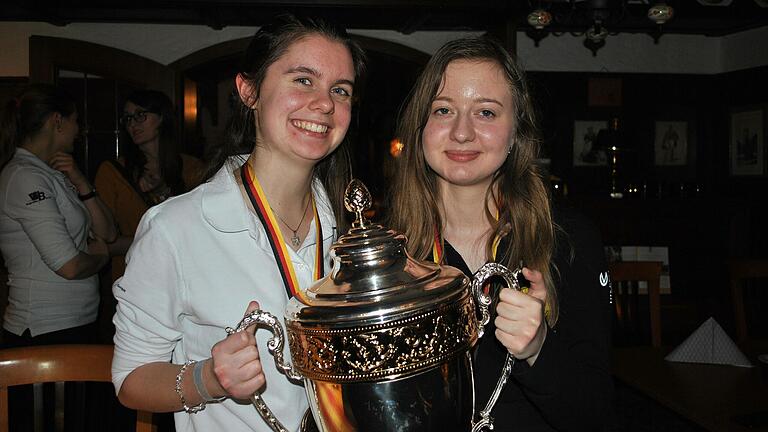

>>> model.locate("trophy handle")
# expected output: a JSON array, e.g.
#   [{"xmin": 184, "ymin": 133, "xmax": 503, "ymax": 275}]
[
  {"xmin": 469, "ymin": 262, "xmax": 522, "ymax": 432},
  {"xmin": 470, "ymin": 262, "xmax": 522, "ymax": 338},
  {"xmin": 226, "ymin": 309, "xmax": 304, "ymax": 432}
]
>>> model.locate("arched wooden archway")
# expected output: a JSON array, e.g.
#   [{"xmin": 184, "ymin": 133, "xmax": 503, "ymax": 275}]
[{"xmin": 170, "ymin": 33, "xmax": 429, "ymax": 201}]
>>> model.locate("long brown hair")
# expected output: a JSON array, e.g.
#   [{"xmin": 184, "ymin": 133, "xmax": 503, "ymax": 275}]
[
  {"xmin": 388, "ymin": 36, "xmax": 559, "ymax": 325},
  {"xmin": 121, "ymin": 89, "xmax": 185, "ymax": 196},
  {"xmin": 203, "ymin": 13, "xmax": 367, "ymax": 233}
]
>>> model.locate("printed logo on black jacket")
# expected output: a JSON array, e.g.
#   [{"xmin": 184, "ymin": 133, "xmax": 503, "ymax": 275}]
[{"xmin": 25, "ymin": 191, "xmax": 50, "ymax": 205}]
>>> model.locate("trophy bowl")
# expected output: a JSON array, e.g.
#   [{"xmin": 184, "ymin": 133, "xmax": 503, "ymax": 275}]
[{"xmin": 228, "ymin": 179, "xmax": 521, "ymax": 432}]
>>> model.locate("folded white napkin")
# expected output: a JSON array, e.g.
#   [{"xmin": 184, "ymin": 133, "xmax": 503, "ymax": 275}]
[{"xmin": 665, "ymin": 317, "xmax": 754, "ymax": 368}]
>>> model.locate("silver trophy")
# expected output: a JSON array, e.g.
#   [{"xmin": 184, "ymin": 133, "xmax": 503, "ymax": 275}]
[{"xmin": 227, "ymin": 179, "xmax": 521, "ymax": 431}]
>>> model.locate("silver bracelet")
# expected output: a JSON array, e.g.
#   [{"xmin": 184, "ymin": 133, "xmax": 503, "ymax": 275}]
[
  {"xmin": 193, "ymin": 359, "xmax": 225, "ymax": 403},
  {"xmin": 175, "ymin": 360, "xmax": 206, "ymax": 413}
]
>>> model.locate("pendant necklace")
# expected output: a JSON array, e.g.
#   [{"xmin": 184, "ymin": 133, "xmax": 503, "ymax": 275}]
[{"xmin": 272, "ymin": 195, "xmax": 311, "ymax": 247}]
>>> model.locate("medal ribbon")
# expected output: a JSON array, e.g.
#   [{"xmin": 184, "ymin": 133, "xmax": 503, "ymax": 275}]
[
  {"xmin": 316, "ymin": 382, "xmax": 355, "ymax": 430},
  {"xmin": 241, "ymin": 163, "xmax": 323, "ymax": 304},
  {"xmin": 432, "ymin": 229, "xmax": 501, "ymax": 264},
  {"xmin": 432, "ymin": 212, "xmax": 550, "ymax": 317},
  {"xmin": 432, "ymin": 210, "xmax": 501, "ymax": 265}
]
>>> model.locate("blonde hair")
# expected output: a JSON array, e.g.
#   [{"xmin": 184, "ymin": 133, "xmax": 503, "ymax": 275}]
[{"xmin": 388, "ymin": 36, "xmax": 559, "ymax": 325}]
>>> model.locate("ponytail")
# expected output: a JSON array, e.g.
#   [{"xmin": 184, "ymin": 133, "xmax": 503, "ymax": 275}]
[{"xmin": 0, "ymin": 84, "xmax": 77, "ymax": 170}]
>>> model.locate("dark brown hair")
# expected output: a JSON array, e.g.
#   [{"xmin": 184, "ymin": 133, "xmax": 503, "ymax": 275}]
[
  {"xmin": 203, "ymin": 13, "xmax": 367, "ymax": 233},
  {"xmin": 1, "ymin": 84, "xmax": 77, "ymax": 169},
  {"xmin": 121, "ymin": 89, "xmax": 185, "ymax": 195}
]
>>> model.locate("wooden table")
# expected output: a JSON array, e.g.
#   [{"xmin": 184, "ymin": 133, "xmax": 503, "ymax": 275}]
[{"xmin": 613, "ymin": 346, "xmax": 768, "ymax": 432}]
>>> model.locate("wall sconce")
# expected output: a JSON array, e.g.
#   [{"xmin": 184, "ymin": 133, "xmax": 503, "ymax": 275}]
[
  {"xmin": 183, "ymin": 78, "xmax": 198, "ymax": 125},
  {"xmin": 389, "ymin": 138, "xmax": 404, "ymax": 158}
]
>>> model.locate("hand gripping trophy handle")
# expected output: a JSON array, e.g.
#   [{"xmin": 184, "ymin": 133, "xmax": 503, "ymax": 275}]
[
  {"xmin": 470, "ymin": 262, "xmax": 523, "ymax": 432},
  {"xmin": 225, "ymin": 310, "xmax": 302, "ymax": 432}
]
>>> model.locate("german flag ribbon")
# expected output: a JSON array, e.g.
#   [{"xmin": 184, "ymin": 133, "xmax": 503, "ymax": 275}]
[
  {"xmin": 432, "ymin": 224, "xmax": 444, "ymax": 265},
  {"xmin": 240, "ymin": 162, "xmax": 323, "ymax": 304},
  {"xmin": 315, "ymin": 381, "xmax": 355, "ymax": 431},
  {"xmin": 432, "ymin": 210, "xmax": 501, "ymax": 265},
  {"xmin": 432, "ymin": 217, "xmax": 551, "ymax": 317},
  {"xmin": 432, "ymin": 230, "xmax": 501, "ymax": 265}
]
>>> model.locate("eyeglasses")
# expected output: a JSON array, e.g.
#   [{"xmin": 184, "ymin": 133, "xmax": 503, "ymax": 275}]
[{"xmin": 120, "ymin": 110, "xmax": 155, "ymax": 126}]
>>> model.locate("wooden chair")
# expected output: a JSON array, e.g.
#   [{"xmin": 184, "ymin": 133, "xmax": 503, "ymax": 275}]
[
  {"xmin": 0, "ymin": 344, "xmax": 155, "ymax": 432},
  {"xmin": 729, "ymin": 258, "xmax": 768, "ymax": 344},
  {"xmin": 609, "ymin": 261, "xmax": 663, "ymax": 348}
]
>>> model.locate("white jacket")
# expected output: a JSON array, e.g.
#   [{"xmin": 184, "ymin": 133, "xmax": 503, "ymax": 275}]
[{"xmin": 112, "ymin": 160, "xmax": 336, "ymax": 431}]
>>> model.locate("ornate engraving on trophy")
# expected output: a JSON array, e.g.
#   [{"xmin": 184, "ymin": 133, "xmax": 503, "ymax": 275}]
[
  {"xmin": 288, "ymin": 297, "xmax": 478, "ymax": 382},
  {"xmin": 343, "ymin": 333, "xmax": 397, "ymax": 372}
]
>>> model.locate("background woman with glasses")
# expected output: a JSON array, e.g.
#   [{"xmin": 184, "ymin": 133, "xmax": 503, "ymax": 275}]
[{"xmin": 94, "ymin": 89, "xmax": 202, "ymax": 284}]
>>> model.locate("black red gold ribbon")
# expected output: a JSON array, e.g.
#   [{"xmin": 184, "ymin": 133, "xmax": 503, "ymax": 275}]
[
  {"xmin": 241, "ymin": 162, "xmax": 323, "ymax": 304},
  {"xmin": 432, "ymin": 217, "xmax": 550, "ymax": 316},
  {"xmin": 315, "ymin": 382, "xmax": 355, "ymax": 430},
  {"xmin": 432, "ymin": 219, "xmax": 501, "ymax": 265}
]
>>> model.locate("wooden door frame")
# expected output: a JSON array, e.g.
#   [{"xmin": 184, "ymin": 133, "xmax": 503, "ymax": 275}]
[{"xmin": 29, "ymin": 35, "xmax": 175, "ymax": 98}]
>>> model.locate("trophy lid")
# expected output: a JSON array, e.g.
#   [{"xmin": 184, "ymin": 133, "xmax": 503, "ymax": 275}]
[{"xmin": 285, "ymin": 179, "xmax": 467, "ymax": 327}]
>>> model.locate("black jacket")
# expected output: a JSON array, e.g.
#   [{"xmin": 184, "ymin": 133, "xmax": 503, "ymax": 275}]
[{"xmin": 438, "ymin": 206, "xmax": 613, "ymax": 431}]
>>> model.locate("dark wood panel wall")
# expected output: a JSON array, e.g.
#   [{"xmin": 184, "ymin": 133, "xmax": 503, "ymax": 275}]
[{"xmin": 527, "ymin": 65, "xmax": 768, "ymax": 335}]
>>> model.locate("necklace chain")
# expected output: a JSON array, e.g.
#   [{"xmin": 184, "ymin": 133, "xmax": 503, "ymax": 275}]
[{"xmin": 271, "ymin": 194, "xmax": 311, "ymax": 247}]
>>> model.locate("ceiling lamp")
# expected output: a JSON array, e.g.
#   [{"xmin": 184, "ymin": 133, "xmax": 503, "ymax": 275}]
[
  {"xmin": 584, "ymin": 21, "xmax": 608, "ymax": 56},
  {"xmin": 389, "ymin": 138, "xmax": 404, "ymax": 158},
  {"xmin": 647, "ymin": 2, "xmax": 674, "ymax": 25},
  {"xmin": 527, "ymin": 9, "xmax": 553, "ymax": 30},
  {"xmin": 586, "ymin": 21, "xmax": 609, "ymax": 42}
]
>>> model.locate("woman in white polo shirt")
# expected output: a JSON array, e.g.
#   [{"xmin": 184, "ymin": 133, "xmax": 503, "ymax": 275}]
[
  {"xmin": 111, "ymin": 14, "xmax": 367, "ymax": 432},
  {"xmin": 0, "ymin": 83, "xmax": 117, "ymax": 346}
]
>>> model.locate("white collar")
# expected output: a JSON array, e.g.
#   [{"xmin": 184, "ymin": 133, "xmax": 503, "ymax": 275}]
[
  {"xmin": 15, "ymin": 147, "xmax": 57, "ymax": 173},
  {"xmin": 200, "ymin": 157, "xmax": 336, "ymax": 240},
  {"xmin": 201, "ymin": 158, "xmax": 251, "ymax": 233}
]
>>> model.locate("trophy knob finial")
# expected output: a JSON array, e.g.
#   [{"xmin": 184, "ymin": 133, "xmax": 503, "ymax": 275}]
[{"xmin": 344, "ymin": 179, "xmax": 372, "ymax": 228}]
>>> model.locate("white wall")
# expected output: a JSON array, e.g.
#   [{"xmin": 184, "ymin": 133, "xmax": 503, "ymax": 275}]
[
  {"xmin": 516, "ymin": 32, "xmax": 723, "ymax": 74},
  {"xmin": 721, "ymin": 26, "xmax": 768, "ymax": 73},
  {"xmin": 0, "ymin": 22, "xmax": 258, "ymax": 76},
  {"xmin": 0, "ymin": 21, "xmax": 766, "ymax": 77}
]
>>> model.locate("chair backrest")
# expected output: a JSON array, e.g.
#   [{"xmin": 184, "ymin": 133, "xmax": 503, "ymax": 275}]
[
  {"xmin": 609, "ymin": 261, "xmax": 663, "ymax": 348},
  {"xmin": 729, "ymin": 258, "xmax": 768, "ymax": 344},
  {"xmin": 0, "ymin": 344, "xmax": 155, "ymax": 432}
]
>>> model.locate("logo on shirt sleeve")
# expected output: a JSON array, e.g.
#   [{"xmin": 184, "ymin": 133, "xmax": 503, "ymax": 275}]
[{"xmin": 25, "ymin": 191, "xmax": 50, "ymax": 205}]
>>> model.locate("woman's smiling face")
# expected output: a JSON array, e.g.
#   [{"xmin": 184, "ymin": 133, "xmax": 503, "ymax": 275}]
[
  {"xmin": 251, "ymin": 34, "xmax": 356, "ymax": 166},
  {"xmin": 422, "ymin": 59, "xmax": 516, "ymax": 189}
]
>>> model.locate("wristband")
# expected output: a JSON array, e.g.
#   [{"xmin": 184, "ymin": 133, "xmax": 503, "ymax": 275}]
[
  {"xmin": 78, "ymin": 189, "xmax": 98, "ymax": 201},
  {"xmin": 193, "ymin": 359, "xmax": 225, "ymax": 403}
]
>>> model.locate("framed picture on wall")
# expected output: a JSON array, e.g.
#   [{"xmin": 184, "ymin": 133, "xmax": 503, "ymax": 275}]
[
  {"xmin": 573, "ymin": 120, "xmax": 608, "ymax": 166},
  {"xmin": 730, "ymin": 108, "xmax": 764, "ymax": 176},
  {"xmin": 654, "ymin": 121, "xmax": 688, "ymax": 166}
]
